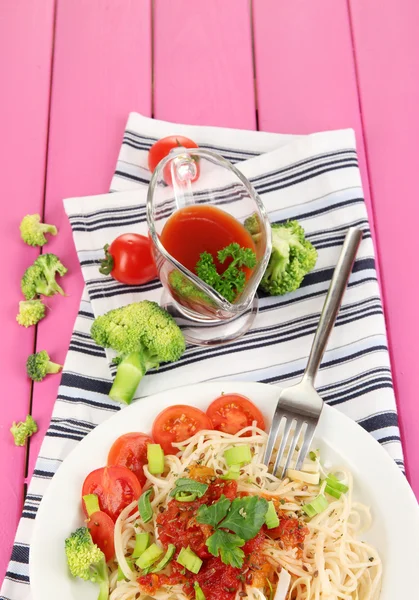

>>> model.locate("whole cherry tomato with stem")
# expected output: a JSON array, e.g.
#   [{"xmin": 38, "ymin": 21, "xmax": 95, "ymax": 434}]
[{"xmin": 99, "ymin": 233, "xmax": 157, "ymax": 285}]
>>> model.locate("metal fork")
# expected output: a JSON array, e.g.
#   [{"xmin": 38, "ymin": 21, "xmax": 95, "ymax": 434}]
[{"xmin": 263, "ymin": 227, "xmax": 363, "ymax": 478}]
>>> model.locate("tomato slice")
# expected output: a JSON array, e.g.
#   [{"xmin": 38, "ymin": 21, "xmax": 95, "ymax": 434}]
[
  {"xmin": 206, "ymin": 394, "xmax": 265, "ymax": 435},
  {"xmin": 107, "ymin": 432, "xmax": 153, "ymax": 487},
  {"xmin": 152, "ymin": 405, "xmax": 213, "ymax": 454},
  {"xmin": 82, "ymin": 466, "xmax": 142, "ymax": 522},
  {"xmin": 148, "ymin": 135, "xmax": 200, "ymax": 185},
  {"xmin": 87, "ymin": 510, "xmax": 115, "ymax": 562}
]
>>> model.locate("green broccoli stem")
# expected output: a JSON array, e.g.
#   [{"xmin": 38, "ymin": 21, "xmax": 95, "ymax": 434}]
[
  {"xmin": 91, "ymin": 559, "xmax": 109, "ymax": 600},
  {"xmin": 40, "ymin": 223, "xmax": 57, "ymax": 235},
  {"xmin": 109, "ymin": 353, "xmax": 146, "ymax": 405},
  {"xmin": 46, "ymin": 361, "xmax": 62, "ymax": 374}
]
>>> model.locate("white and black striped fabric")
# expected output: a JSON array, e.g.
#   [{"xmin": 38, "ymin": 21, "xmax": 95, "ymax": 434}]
[{"xmin": 0, "ymin": 112, "xmax": 403, "ymax": 599}]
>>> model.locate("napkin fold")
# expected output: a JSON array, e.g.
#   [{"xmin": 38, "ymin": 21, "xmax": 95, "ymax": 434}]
[{"xmin": 1, "ymin": 112, "xmax": 403, "ymax": 600}]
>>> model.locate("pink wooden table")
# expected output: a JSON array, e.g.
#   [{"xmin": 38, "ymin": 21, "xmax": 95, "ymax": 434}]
[{"xmin": 1, "ymin": 0, "xmax": 418, "ymax": 583}]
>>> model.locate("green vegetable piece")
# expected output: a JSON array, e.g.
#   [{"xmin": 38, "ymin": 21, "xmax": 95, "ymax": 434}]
[
  {"xmin": 132, "ymin": 532, "xmax": 150, "ymax": 559},
  {"xmin": 117, "ymin": 558, "xmax": 133, "ymax": 581},
  {"xmin": 302, "ymin": 494, "xmax": 328, "ymax": 518},
  {"xmin": 10, "ymin": 415, "xmax": 38, "ymax": 447},
  {"xmin": 196, "ymin": 495, "xmax": 231, "ymax": 528},
  {"xmin": 325, "ymin": 484, "xmax": 342, "ymax": 499},
  {"xmin": 219, "ymin": 495, "xmax": 269, "ymax": 540},
  {"xmin": 65, "ymin": 527, "xmax": 109, "ymax": 600},
  {"xmin": 265, "ymin": 501, "xmax": 280, "ymax": 529},
  {"xmin": 168, "ymin": 270, "xmax": 215, "ymax": 308},
  {"xmin": 220, "ymin": 465, "xmax": 241, "ymax": 480},
  {"xmin": 170, "ymin": 478, "xmax": 208, "ymax": 498},
  {"xmin": 83, "ymin": 494, "xmax": 100, "ymax": 517},
  {"xmin": 326, "ymin": 474, "xmax": 349, "ymax": 494},
  {"xmin": 206, "ymin": 530, "xmax": 245, "ymax": 569},
  {"xmin": 20, "ymin": 214, "xmax": 57, "ymax": 247},
  {"xmin": 138, "ymin": 489, "xmax": 153, "ymax": 522},
  {"xmin": 224, "ymin": 445, "xmax": 252, "ymax": 467},
  {"xmin": 150, "ymin": 543, "xmax": 176, "ymax": 573},
  {"xmin": 147, "ymin": 444, "xmax": 165, "ymax": 475},
  {"xmin": 194, "ymin": 581, "xmax": 206, "ymax": 600},
  {"xmin": 26, "ymin": 350, "xmax": 62, "ymax": 382},
  {"xmin": 90, "ymin": 301, "xmax": 185, "ymax": 405},
  {"xmin": 244, "ymin": 214, "xmax": 261, "ymax": 239},
  {"xmin": 177, "ymin": 546, "xmax": 202, "ymax": 574},
  {"xmin": 175, "ymin": 492, "xmax": 198, "ymax": 502},
  {"xmin": 21, "ymin": 253, "xmax": 67, "ymax": 300},
  {"xmin": 257, "ymin": 220, "xmax": 317, "ymax": 296},
  {"xmin": 309, "ymin": 450, "xmax": 317, "ymax": 461},
  {"xmin": 196, "ymin": 243, "xmax": 257, "ymax": 303},
  {"xmin": 16, "ymin": 299, "xmax": 46, "ymax": 328},
  {"xmin": 136, "ymin": 543, "xmax": 164, "ymax": 570}
]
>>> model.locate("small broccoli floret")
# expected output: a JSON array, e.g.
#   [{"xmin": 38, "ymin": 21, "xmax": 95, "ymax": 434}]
[
  {"xmin": 65, "ymin": 527, "xmax": 109, "ymax": 600},
  {"xmin": 16, "ymin": 299, "xmax": 46, "ymax": 327},
  {"xmin": 21, "ymin": 253, "xmax": 67, "ymax": 300},
  {"xmin": 168, "ymin": 270, "xmax": 215, "ymax": 308},
  {"xmin": 26, "ymin": 350, "xmax": 63, "ymax": 382},
  {"xmin": 244, "ymin": 213, "xmax": 262, "ymax": 239},
  {"xmin": 10, "ymin": 415, "xmax": 38, "ymax": 446},
  {"xmin": 91, "ymin": 301, "xmax": 185, "ymax": 405},
  {"xmin": 259, "ymin": 220, "xmax": 317, "ymax": 296},
  {"xmin": 20, "ymin": 214, "xmax": 57, "ymax": 247}
]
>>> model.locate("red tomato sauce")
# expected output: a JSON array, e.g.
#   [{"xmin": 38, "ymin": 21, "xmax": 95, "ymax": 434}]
[{"xmin": 160, "ymin": 205, "xmax": 256, "ymax": 275}]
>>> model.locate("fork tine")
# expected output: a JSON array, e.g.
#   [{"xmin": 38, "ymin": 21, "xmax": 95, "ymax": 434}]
[
  {"xmin": 278, "ymin": 421, "xmax": 305, "ymax": 479},
  {"xmin": 272, "ymin": 417, "xmax": 294, "ymax": 476},
  {"xmin": 263, "ymin": 399, "xmax": 286, "ymax": 466},
  {"xmin": 294, "ymin": 421, "xmax": 317, "ymax": 471}
]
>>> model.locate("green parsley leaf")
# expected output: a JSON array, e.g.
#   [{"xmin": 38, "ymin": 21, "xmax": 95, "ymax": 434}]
[
  {"xmin": 196, "ymin": 495, "xmax": 231, "ymax": 528},
  {"xmin": 206, "ymin": 529, "xmax": 245, "ymax": 569},
  {"xmin": 219, "ymin": 496, "xmax": 269, "ymax": 540}
]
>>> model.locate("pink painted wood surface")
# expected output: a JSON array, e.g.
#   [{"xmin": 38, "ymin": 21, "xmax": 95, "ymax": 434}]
[
  {"xmin": 0, "ymin": 0, "xmax": 55, "ymax": 581},
  {"xmin": 349, "ymin": 0, "xmax": 419, "ymax": 497},
  {"xmin": 154, "ymin": 0, "xmax": 256, "ymax": 129},
  {"xmin": 28, "ymin": 0, "xmax": 152, "ymax": 478},
  {"xmin": 252, "ymin": 0, "xmax": 372, "ymax": 217}
]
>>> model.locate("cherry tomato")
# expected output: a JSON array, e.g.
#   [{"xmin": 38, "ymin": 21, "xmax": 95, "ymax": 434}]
[
  {"xmin": 99, "ymin": 233, "xmax": 157, "ymax": 285},
  {"xmin": 107, "ymin": 432, "xmax": 153, "ymax": 487},
  {"xmin": 206, "ymin": 394, "xmax": 265, "ymax": 435},
  {"xmin": 152, "ymin": 405, "xmax": 213, "ymax": 454},
  {"xmin": 148, "ymin": 136, "xmax": 200, "ymax": 185},
  {"xmin": 82, "ymin": 466, "xmax": 142, "ymax": 522},
  {"xmin": 87, "ymin": 510, "xmax": 115, "ymax": 562}
]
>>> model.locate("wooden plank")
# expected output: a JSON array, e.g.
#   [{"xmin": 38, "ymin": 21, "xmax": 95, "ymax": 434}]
[
  {"xmin": 252, "ymin": 0, "xmax": 372, "ymax": 213},
  {"xmin": 28, "ymin": 0, "xmax": 152, "ymax": 477},
  {"xmin": 0, "ymin": 0, "xmax": 55, "ymax": 580},
  {"xmin": 349, "ymin": 0, "xmax": 419, "ymax": 498},
  {"xmin": 154, "ymin": 0, "xmax": 256, "ymax": 128}
]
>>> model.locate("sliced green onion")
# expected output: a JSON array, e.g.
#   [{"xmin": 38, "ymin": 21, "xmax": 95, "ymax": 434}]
[
  {"xmin": 169, "ymin": 478, "xmax": 208, "ymax": 498},
  {"xmin": 224, "ymin": 445, "xmax": 252, "ymax": 467},
  {"xmin": 117, "ymin": 559, "xmax": 133, "ymax": 581},
  {"xmin": 83, "ymin": 493, "xmax": 100, "ymax": 517},
  {"xmin": 136, "ymin": 543, "xmax": 164, "ymax": 570},
  {"xmin": 177, "ymin": 546, "xmax": 203, "ymax": 574},
  {"xmin": 151, "ymin": 543, "xmax": 176, "ymax": 573},
  {"xmin": 147, "ymin": 444, "xmax": 165, "ymax": 475},
  {"xmin": 175, "ymin": 492, "xmax": 198, "ymax": 502},
  {"xmin": 309, "ymin": 451, "xmax": 317, "ymax": 461},
  {"xmin": 132, "ymin": 532, "xmax": 150, "ymax": 559},
  {"xmin": 265, "ymin": 501, "xmax": 280, "ymax": 529},
  {"xmin": 220, "ymin": 464, "xmax": 240, "ymax": 480},
  {"xmin": 302, "ymin": 494, "xmax": 328, "ymax": 518},
  {"xmin": 194, "ymin": 581, "xmax": 206, "ymax": 600},
  {"xmin": 325, "ymin": 484, "xmax": 342, "ymax": 499},
  {"xmin": 138, "ymin": 489, "xmax": 153, "ymax": 523},
  {"xmin": 326, "ymin": 474, "xmax": 349, "ymax": 494}
]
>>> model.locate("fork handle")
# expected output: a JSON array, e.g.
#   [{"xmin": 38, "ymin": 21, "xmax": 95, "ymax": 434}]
[{"xmin": 303, "ymin": 227, "xmax": 363, "ymax": 384}]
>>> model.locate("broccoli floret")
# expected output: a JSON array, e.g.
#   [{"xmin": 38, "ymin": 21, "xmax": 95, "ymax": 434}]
[
  {"xmin": 168, "ymin": 270, "xmax": 215, "ymax": 307},
  {"xmin": 20, "ymin": 214, "xmax": 57, "ymax": 247},
  {"xmin": 259, "ymin": 220, "xmax": 317, "ymax": 296},
  {"xmin": 16, "ymin": 299, "xmax": 46, "ymax": 327},
  {"xmin": 91, "ymin": 301, "xmax": 185, "ymax": 405},
  {"xmin": 10, "ymin": 415, "xmax": 38, "ymax": 446},
  {"xmin": 65, "ymin": 527, "xmax": 109, "ymax": 600},
  {"xmin": 26, "ymin": 350, "xmax": 63, "ymax": 382},
  {"xmin": 244, "ymin": 213, "xmax": 262, "ymax": 240},
  {"xmin": 21, "ymin": 253, "xmax": 67, "ymax": 300}
]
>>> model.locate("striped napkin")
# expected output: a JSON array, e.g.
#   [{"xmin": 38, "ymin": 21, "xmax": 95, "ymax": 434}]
[{"xmin": 1, "ymin": 112, "xmax": 403, "ymax": 599}]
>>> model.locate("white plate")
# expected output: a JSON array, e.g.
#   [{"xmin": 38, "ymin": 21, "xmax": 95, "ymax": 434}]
[{"xmin": 30, "ymin": 382, "xmax": 419, "ymax": 600}]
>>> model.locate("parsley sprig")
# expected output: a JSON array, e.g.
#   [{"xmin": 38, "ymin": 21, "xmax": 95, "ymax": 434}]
[
  {"xmin": 196, "ymin": 494, "xmax": 268, "ymax": 568},
  {"xmin": 196, "ymin": 243, "xmax": 257, "ymax": 303}
]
